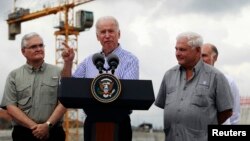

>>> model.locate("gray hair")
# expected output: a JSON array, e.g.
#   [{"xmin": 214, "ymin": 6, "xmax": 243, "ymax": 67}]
[
  {"xmin": 210, "ymin": 44, "xmax": 218, "ymax": 57},
  {"xmin": 95, "ymin": 16, "xmax": 120, "ymax": 33},
  {"xmin": 21, "ymin": 32, "xmax": 43, "ymax": 49},
  {"xmin": 176, "ymin": 32, "xmax": 203, "ymax": 48}
]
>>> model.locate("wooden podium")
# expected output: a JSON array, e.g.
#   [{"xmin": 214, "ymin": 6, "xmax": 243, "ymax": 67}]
[{"xmin": 58, "ymin": 78, "xmax": 155, "ymax": 141}]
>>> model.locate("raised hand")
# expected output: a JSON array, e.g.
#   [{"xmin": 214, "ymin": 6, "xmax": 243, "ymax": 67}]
[{"xmin": 61, "ymin": 42, "xmax": 75, "ymax": 63}]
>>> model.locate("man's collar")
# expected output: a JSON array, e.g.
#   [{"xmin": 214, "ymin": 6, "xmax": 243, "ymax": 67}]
[
  {"xmin": 178, "ymin": 59, "xmax": 203, "ymax": 74},
  {"xmin": 24, "ymin": 62, "xmax": 46, "ymax": 73},
  {"xmin": 101, "ymin": 44, "xmax": 122, "ymax": 56}
]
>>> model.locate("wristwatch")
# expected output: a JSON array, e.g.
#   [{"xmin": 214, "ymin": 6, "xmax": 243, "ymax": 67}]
[{"xmin": 46, "ymin": 121, "xmax": 53, "ymax": 129}]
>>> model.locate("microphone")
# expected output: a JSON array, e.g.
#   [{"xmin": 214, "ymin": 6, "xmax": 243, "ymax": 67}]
[
  {"xmin": 107, "ymin": 53, "xmax": 119, "ymax": 74},
  {"xmin": 92, "ymin": 53, "xmax": 105, "ymax": 74}
]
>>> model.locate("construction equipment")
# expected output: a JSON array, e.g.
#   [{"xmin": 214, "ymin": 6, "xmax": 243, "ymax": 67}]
[{"xmin": 6, "ymin": 0, "xmax": 94, "ymax": 141}]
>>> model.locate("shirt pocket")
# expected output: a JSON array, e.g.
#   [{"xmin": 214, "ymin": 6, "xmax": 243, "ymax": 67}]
[
  {"xmin": 17, "ymin": 96, "xmax": 32, "ymax": 113},
  {"xmin": 16, "ymin": 84, "xmax": 32, "ymax": 113},
  {"xmin": 165, "ymin": 87, "xmax": 177, "ymax": 106},
  {"xmin": 41, "ymin": 79, "xmax": 58, "ymax": 105},
  {"xmin": 16, "ymin": 84, "xmax": 31, "ymax": 101},
  {"xmin": 191, "ymin": 87, "xmax": 209, "ymax": 107}
]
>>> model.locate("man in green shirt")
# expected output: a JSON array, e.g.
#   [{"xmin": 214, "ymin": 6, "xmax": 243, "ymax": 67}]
[{"xmin": 1, "ymin": 32, "xmax": 66, "ymax": 141}]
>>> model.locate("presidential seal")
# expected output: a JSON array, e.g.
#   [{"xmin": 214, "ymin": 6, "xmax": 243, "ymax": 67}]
[{"xmin": 91, "ymin": 74, "xmax": 121, "ymax": 103}]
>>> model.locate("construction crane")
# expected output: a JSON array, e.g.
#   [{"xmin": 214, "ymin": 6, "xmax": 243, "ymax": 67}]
[{"xmin": 6, "ymin": 0, "xmax": 94, "ymax": 141}]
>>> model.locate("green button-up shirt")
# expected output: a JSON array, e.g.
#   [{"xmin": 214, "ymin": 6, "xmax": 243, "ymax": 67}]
[{"xmin": 1, "ymin": 63, "xmax": 61, "ymax": 125}]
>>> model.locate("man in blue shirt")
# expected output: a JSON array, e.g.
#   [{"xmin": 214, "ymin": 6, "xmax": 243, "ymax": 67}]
[{"xmin": 61, "ymin": 16, "xmax": 139, "ymax": 141}]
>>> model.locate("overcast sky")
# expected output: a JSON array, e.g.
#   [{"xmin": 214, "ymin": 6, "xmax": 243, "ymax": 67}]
[{"xmin": 1, "ymin": 0, "xmax": 250, "ymax": 128}]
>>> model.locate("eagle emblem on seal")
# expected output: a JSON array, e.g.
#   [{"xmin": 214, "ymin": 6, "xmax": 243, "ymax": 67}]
[
  {"xmin": 98, "ymin": 78, "xmax": 115, "ymax": 98},
  {"xmin": 91, "ymin": 74, "xmax": 121, "ymax": 103}
]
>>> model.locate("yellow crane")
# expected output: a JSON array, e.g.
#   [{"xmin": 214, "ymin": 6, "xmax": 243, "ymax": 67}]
[{"xmin": 7, "ymin": 0, "xmax": 94, "ymax": 141}]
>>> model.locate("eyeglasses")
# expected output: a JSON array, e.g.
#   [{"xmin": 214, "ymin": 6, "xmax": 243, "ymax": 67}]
[{"xmin": 25, "ymin": 43, "xmax": 44, "ymax": 50}]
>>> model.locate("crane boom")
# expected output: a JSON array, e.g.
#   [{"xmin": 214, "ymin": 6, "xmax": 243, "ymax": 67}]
[
  {"xmin": 7, "ymin": 4, "xmax": 73, "ymax": 24},
  {"xmin": 7, "ymin": 0, "xmax": 93, "ymax": 40},
  {"xmin": 7, "ymin": 0, "xmax": 93, "ymax": 24}
]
